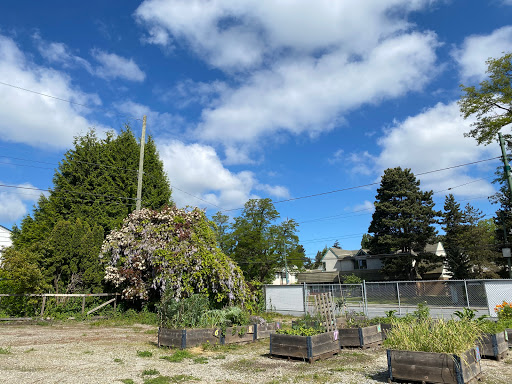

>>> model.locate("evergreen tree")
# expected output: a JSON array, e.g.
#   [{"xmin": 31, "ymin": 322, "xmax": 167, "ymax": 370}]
[
  {"xmin": 10, "ymin": 126, "xmax": 172, "ymax": 293},
  {"xmin": 368, "ymin": 167, "xmax": 440, "ymax": 279},
  {"xmin": 441, "ymin": 194, "xmax": 471, "ymax": 279},
  {"xmin": 210, "ymin": 211, "xmax": 233, "ymax": 255}
]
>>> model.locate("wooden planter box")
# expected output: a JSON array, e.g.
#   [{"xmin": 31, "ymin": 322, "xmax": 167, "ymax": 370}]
[
  {"xmin": 158, "ymin": 324, "xmax": 256, "ymax": 348},
  {"xmin": 387, "ymin": 348, "xmax": 482, "ymax": 384},
  {"xmin": 269, "ymin": 331, "xmax": 340, "ymax": 363},
  {"xmin": 158, "ymin": 327, "xmax": 221, "ymax": 348},
  {"xmin": 223, "ymin": 325, "xmax": 256, "ymax": 344},
  {"xmin": 478, "ymin": 331, "xmax": 509, "ymax": 361},
  {"xmin": 255, "ymin": 322, "xmax": 280, "ymax": 340},
  {"xmin": 507, "ymin": 329, "xmax": 512, "ymax": 348},
  {"xmin": 339, "ymin": 324, "xmax": 383, "ymax": 348}
]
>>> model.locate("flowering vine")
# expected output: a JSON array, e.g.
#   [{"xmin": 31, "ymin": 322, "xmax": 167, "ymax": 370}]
[{"xmin": 100, "ymin": 206, "xmax": 250, "ymax": 306}]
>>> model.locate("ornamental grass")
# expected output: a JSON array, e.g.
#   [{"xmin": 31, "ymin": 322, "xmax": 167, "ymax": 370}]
[{"xmin": 383, "ymin": 318, "xmax": 481, "ymax": 356}]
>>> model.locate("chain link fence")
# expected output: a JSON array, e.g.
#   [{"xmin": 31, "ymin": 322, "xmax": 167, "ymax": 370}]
[{"xmin": 265, "ymin": 279, "xmax": 512, "ymax": 318}]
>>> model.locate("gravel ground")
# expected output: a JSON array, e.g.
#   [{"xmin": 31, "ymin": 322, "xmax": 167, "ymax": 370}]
[{"xmin": 0, "ymin": 322, "xmax": 511, "ymax": 384}]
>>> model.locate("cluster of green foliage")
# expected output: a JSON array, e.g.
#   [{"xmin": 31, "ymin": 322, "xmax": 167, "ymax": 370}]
[
  {"xmin": 454, "ymin": 306, "xmax": 511, "ymax": 334},
  {"xmin": 210, "ymin": 198, "xmax": 307, "ymax": 283},
  {"xmin": 1, "ymin": 127, "xmax": 172, "ymax": 298},
  {"xmin": 384, "ymin": 317, "xmax": 481, "ymax": 355},
  {"xmin": 276, "ymin": 313, "xmax": 326, "ymax": 336},
  {"xmin": 276, "ymin": 326, "xmax": 324, "ymax": 336},
  {"xmin": 368, "ymin": 167, "xmax": 441, "ymax": 280},
  {"xmin": 441, "ymin": 194, "xmax": 500, "ymax": 279},
  {"xmin": 159, "ymin": 293, "xmax": 250, "ymax": 329},
  {"xmin": 101, "ymin": 206, "xmax": 251, "ymax": 306}
]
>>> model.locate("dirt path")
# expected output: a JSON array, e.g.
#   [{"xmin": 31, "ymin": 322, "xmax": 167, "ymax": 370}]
[{"xmin": 0, "ymin": 322, "xmax": 510, "ymax": 384}]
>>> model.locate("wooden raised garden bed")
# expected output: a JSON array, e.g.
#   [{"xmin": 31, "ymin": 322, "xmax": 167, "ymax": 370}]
[
  {"xmin": 478, "ymin": 331, "xmax": 509, "ymax": 361},
  {"xmin": 255, "ymin": 322, "xmax": 280, "ymax": 340},
  {"xmin": 387, "ymin": 348, "xmax": 482, "ymax": 384},
  {"xmin": 507, "ymin": 329, "xmax": 512, "ymax": 348},
  {"xmin": 339, "ymin": 324, "xmax": 382, "ymax": 348},
  {"xmin": 269, "ymin": 331, "xmax": 340, "ymax": 363},
  {"xmin": 380, "ymin": 323, "xmax": 392, "ymax": 340},
  {"xmin": 158, "ymin": 324, "xmax": 257, "ymax": 348}
]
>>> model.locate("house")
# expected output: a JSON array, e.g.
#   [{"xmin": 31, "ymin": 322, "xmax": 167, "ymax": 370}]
[
  {"xmin": 272, "ymin": 265, "xmax": 299, "ymax": 285},
  {"xmin": 0, "ymin": 224, "xmax": 12, "ymax": 264},
  {"xmin": 309, "ymin": 242, "xmax": 451, "ymax": 282}
]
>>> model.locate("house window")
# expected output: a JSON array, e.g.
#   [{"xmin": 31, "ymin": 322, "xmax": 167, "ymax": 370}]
[{"xmin": 354, "ymin": 259, "xmax": 367, "ymax": 270}]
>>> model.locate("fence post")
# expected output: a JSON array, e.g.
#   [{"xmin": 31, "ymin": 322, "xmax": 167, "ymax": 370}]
[
  {"xmin": 396, "ymin": 282, "xmax": 401, "ymax": 316},
  {"xmin": 303, "ymin": 282, "xmax": 307, "ymax": 315},
  {"xmin": 40, "ymin": 295, "xmax": 46, "ymax": 317},
  {"xmin": 362, "ymin": 280, "xmax": 368, "ymax": 317},
  {"xmin": 464, "ymin": 280, "xmax": 470, "ymax": 309},
  {"xmin": 82, "ymin": 295, "xmax": 86, "ymax": 314}
]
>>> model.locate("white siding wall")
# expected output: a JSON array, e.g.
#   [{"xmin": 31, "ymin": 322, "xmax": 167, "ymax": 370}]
[
  {"xmin": 321, "ymin": 250, "xmax": 338, "ymax": 271},
  {"xmin": 0, "ymin": 226, "xmax": 12, "ymax": 263}
]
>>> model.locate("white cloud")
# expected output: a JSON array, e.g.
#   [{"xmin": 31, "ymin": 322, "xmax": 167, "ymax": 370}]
[
  {"xmin": 328, "ymin": 149, "xmax": 344, "ymax": 165},
  {"xmin": 34, "ymin": 34, "xmax": 93, "ymax": 73},
  {"xmin": 0, "ymin": 34, "xmax": 108, "ymax": 149},
  {"xmin": 195, "ymin": 32, "xmax": 438, "ymax": 145},
  {"xmin": 352, "ymin": 200, "xmax": 375, "ymax": 213},
  {"xmin": 453, "ymin": 25, "xmax": 512, "ymax": 81},
  {"xmin": 135, "ymin": 0, "xmax": 434, "ymax": 71},
  {"xmin": 0, "ymin": 182, "xmax": 42, "ymax": 222},
  {"xmin": 373, "ymin": 102, "xmax": 499, "ymax": 198},
  {"xmin": 158, "ymin": 140, "xmax": 289, "ymax": 210},
  {"xmin": 114, "ymin": 101, "xmax": 186, "ymax": 134},
  {"xmin": 92, "ymin": 50, "xmax": 146, "ymax": 82}
]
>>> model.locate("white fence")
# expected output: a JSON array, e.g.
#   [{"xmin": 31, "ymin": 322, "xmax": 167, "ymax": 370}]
[{"xmin": 264, "ymin": 279, "xmax": 512, "ymax": 318}]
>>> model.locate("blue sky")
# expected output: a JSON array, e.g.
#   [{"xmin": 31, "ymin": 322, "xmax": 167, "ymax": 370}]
[{"xmin": 1, "ymin": 0, "xmax": 512, "ymax": 261}]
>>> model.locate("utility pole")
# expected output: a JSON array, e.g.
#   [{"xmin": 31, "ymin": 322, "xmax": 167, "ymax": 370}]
[
  {"xmin": 498, "ymin": 132, "xmax": 512, "ymax": 278},
  {"xmin": 136, "ymin": 115, "xmax": 146, "ymax": 212}
]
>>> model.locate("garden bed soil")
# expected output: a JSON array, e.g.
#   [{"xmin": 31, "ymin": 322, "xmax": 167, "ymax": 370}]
[
  {"xmin": 269, "ymin": 331, "xmax": 340, "ymax": 363},
  {"xmin": 478, "ymin": 331, "xmax": 509, "ymax": 361},
  {"xmin": 387, "ymin": 348, "xmax": 482, "ymax": 384},
  {"xmin": 339, "ymin": 324, "xmax": 383, "ymax": 348}
]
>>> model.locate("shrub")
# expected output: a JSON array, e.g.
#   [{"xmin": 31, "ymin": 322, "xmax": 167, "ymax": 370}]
[{"xmin": 495, "ymin": 301, "xmax": 512, "ymax": 321}]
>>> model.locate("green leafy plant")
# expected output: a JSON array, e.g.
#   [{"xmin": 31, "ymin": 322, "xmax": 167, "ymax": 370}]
[
  {"xmin": 137, "ymin": 350, "xmax": 153, "ymax": 358},
  {"xmin": 384, "ymin": 318, "xmax": 481, "ymax": 355},
  {"xmin": 193, "ymin": 356, "xmax": 208, "ymax": 364},
  {"xmin": 143, "ymin": 369, "xmax": 160, "ymax": 376},
  {"xmin": 160, "ymin": 350, "xmax": 194, "ymax": 363},
  {"xmin": 0, "ymin": 347, "xmax": 11, "ymax": 355},
  {"xmin": 276, "ymin": 326, "xmax": 324, "ymax": 336}
]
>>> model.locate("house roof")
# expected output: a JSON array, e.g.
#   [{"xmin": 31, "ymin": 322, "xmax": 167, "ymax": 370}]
[
  {"xmin": 320, "ymin": 247, "xmax": 369, "ymax": 262},
  {"xmin": 297, "ymin": 271, "xmax": 341, "ymax": 284},
  {"xmin": 0, "ymin": 224, "xmax": 12, "ymax": 233}
]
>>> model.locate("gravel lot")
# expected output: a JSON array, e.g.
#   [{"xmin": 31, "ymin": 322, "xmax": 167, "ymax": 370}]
[{"xmin": 0, "ymin": 322, "xmax": 511, "ymax": 384}]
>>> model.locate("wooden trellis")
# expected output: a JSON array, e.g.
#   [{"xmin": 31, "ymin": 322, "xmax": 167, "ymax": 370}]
[{"xmin": 313, "ymin": 292, "xmax": 337, "ymax": 332}]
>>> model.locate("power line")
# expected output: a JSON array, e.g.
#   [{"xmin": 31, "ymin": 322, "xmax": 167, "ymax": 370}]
[
  {"xmin": 0, "ymin": 80, "xmax": 142, "ymax": 122},
  {"xmin": 221, "ymin": 157, "xmax": 501, "ymax": 212},
  {"xmin": 0, "ymin": 183, "xmax": 138, "ymax": 201}
]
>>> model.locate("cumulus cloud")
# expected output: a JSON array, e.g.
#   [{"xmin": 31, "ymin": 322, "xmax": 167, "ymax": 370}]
[
  {"xmin": 0, "ymin": 182, "xmax": 42, "ymax": 222},
  {"xmin": 0, "ymin": 34, "xmax": 109, "ymax": 149},
  {"xmin": 158, "ymin": 140, "xmax": 289, "ymax": 210},
  {"xmin": 92, "ymin": 50, "xmax": 146, "ymax": 82},
  {"xmin": 135, "ymin": 0, "xmax": 434, "ymax": 71},
  {"xmin": 369, "ymin": 102, "xmax": 499, "ymax": 198},
  {"xmin": 352, "ymin": 200, "xmax": 375, "ymax": 213},
  {"xmin": 453, "ymin": 25, "xmax": 512, "ymax": 81}
]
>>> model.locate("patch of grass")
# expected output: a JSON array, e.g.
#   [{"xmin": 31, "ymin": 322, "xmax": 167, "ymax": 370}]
[
  {"xmin": 119, "ymin": 379, "xmax": 135, "ymax": 384},
  {"xmin": 223, "ymin": 358, "xmax": 266, "ymax": 373},
  {"xmin": 23, "ymin": 348, "xmax": 35, "ymax": 353},
  {"xmin": 202, "ymin": 343, "xmax": 241, "ymax": 352},
  {"xmin": 137, "ymin": 350, "xmax": 153, "ymax": 358},
  {"xmin": 193, "ymin": 356, "xmax": 208, "ymax": 364},
  {"xmin": 143, "ymin": 376, "xmax": 171, "ymax": 384},
  {"xmin": 142, "ymin": 368, "xmax": 160, "ymax": 376},
  {"xmin": 160, "ymin": 350, "xmax": 194, "ymax": 362},
  {"xmin": 83, "ymin": 350, "xmax": 94, "ymax": 354},
  {"xmin": 114, "ymin": 358, "xmax": 123, "ymax": 364},
  {"xmin": 0, "ymin": 347, "xmax": 11, "ymax": 355},
  {"xmin": 212, "ymin": 354, "xmax": 226, "ymax": 359},
  {"xmin": 144, "ymin": 328, "xmax": 158, "ymax": 334}
]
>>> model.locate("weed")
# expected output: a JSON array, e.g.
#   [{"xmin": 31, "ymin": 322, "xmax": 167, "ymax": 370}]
[
  {"xmin": 160, "ymin": 350, "xmax": 194, "ymax": 362},
  {"xmin": 144, "ymin": 328, "xmax": 158, "ymax": 334},
  {"xmin": 0, "ymin": 347, "xmax": 12, "ymax": 355},
  {"xmin": 169, "ymin": 375, "xmax": 200, "ymax": 383},
  {"xmin": 142, "ymin": 368, "xmax": 160, "ymax": 376},
  {"xmin": 23, "ymin": 348, "xmax": 35, "ymax": 353},
  {"xmin": 119, "ymin": 380, "xmax": 135, "ymax": 384},
  {"xmin": 212, "ymin": 354, "xmax": 226, "ymax": 359},
  {"xmin": 114, "ymin": 358, "xmax": 123, "ymax": 364},
  {"xmin": 223, "ymin": 358, "xmax": 266, "ymax": 373},
  {"xmin": 143, "ymin": 376, "xmax": 171, "ymax": 384},
  {"xmin": 193, "ymin": 356, "xmax": 208, "ymax": 364},
  {"xmin": 83, "ymin": 350, "xmax": 93, "ymax": 354},
  {"xmin": 137, "ymin": 350, "xmax": 153, "ymax": 358}
]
